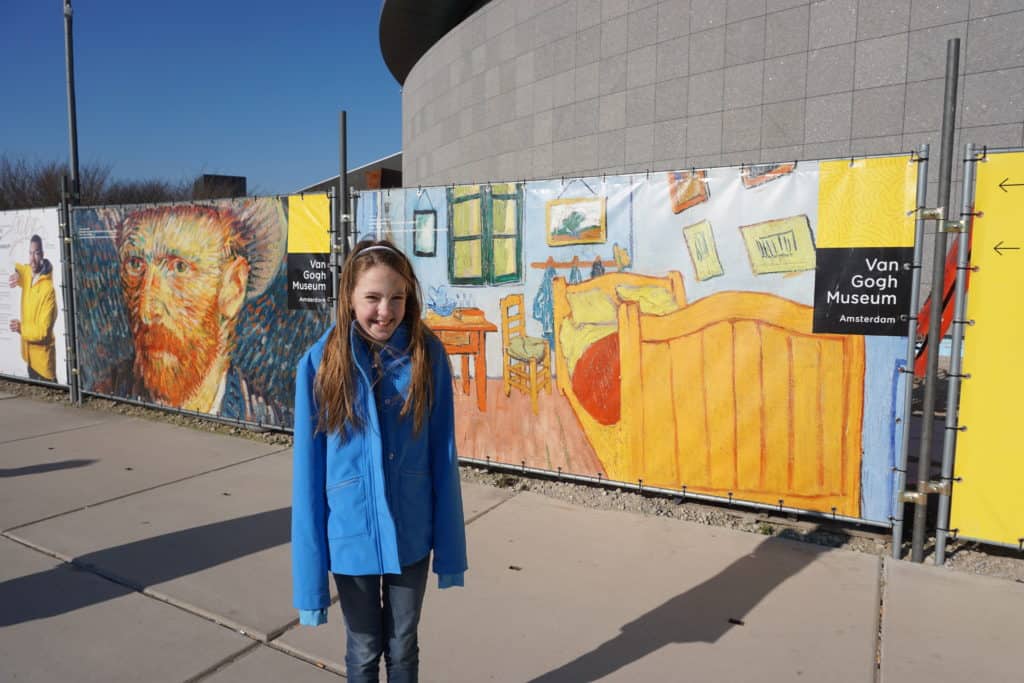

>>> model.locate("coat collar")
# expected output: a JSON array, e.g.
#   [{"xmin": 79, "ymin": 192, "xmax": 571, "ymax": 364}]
[{"xmin": 349, "ymin": 321, "xmax": 411, "ymax": 373}]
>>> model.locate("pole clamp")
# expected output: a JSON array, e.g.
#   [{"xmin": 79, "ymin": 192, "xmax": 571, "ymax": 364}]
[
  {"xmin": 900, "ymin": 479, "xmax": 951, "ymax": 503},
  {"xmin": 919, "ymin": 207, "xmax": 944, "ymax": 221},
  {"xmin": 900, "ymin": 490, "xmax": 926, "ymax": 504}
]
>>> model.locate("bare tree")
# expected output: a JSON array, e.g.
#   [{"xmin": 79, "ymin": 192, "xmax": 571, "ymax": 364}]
[{"xmin": 0, "ymin": 156, "xmax": 192, "ymax": 210}]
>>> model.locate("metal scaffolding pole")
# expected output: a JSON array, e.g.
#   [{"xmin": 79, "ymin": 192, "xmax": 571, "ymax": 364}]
[
  {"xmin": 934, "ymin": 143, "xmax": 978, "ymax": 565},
  {"xmin": 328, "ymin": 184, "xmax": 338, "ymax": 324},
  {"xmin": 891, "ymin": 144, "xmax": 930, "ymax": 559},
  {"xmin": 63, "ymin": 0, "xmax": 81, "ymax": 201},
  {"xmin": 339, "ymin": 110, "xmax": 351, "ymax": 258},
  {"xmin": 58, "ymin": 177, "xmax": 81, "ymax": 403},
  {"xmin": 910, "ymin": 38, "xmax": 960, "ymax": 563}
]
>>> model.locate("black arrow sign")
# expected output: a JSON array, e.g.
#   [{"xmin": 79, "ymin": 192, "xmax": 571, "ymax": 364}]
[
  {"xmin": 994, "ymin": 240, "xmax": 1020, "ymax": 255},
  {"xmin": 998, "ymin": 177, "xmax": 1024, "ymax": 192}
]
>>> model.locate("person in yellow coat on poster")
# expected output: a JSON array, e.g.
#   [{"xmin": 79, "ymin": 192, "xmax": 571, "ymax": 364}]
[{"xmin": 8, "ymin": 234, "xmax": 57, "ymax": 381}]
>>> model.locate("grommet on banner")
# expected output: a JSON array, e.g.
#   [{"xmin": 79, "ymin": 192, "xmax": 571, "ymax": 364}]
[
  {"xmin": 521, "ymin": 460, "xmax": 526, "ymax": 474},
  {"xmin": 727, "ymin": 491, "xmax": 734, "ymax": 506},
  {"xmin": 681, "ymin": 485, "xmax": 687, "ymax": 501},
  {"xmin": 777, "ymin": 499, "xmax": 784, "ymax": 513},
  {"xmin": 637, "ymin": 478, "xmax": 644, "ymax": 493},
  {"xmin": 831, "ymin": 507, "xmax": 837, "ymax": 520}
]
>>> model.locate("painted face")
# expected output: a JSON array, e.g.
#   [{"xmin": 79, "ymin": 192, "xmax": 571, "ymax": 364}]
[
  {"xmin": 351, "ymin": 264, "xmax": 407, "ymax": 343},
  {"xmin": 29, "ymin": 241, "xmax": 43, "ymax": 273},
  {"xmin": 118, "ymin": 209, "xmax": 234, "ymax": 404}
]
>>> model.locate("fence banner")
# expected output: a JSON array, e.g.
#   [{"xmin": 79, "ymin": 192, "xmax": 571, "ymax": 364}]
[
  {"xmin": 71, "ymin": 196, "xmax": 331, "ymax": 428},
  {"xmin": 355, "ymin": 156, "xmax": 918, "ymax": 524},
  {"xmin": 286, "ymin": 194, "xmax": 332, "ymax": 310},
  {"xmin": 0, "ymin": 207, "xmax": 68, "ymax": 385},
  {"xmin": 951, "ymin": 149, "xmax": 1024, "ymax": 546}
]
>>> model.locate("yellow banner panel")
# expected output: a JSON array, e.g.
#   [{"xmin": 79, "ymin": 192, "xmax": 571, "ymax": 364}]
[
  {"xmin": 951, "ymin": 150, "xmax": 1024, "ymax": 546},
  {"xmin": 818, "ymin": 157, "xmax": 917, "ymax": 248},
  {"xmin": 286, "ymin": 194, "xmax": 330, "ymax": 254}
]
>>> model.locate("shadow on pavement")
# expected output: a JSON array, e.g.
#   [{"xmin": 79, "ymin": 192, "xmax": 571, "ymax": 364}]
[
  {"xmin": 1, "ymin": 506, "xmax": 289, "ymax": 627},
  {"xmin": 0, "ymin": 459, "xmax": 98, "ymax": 478},
  {"xmin": 528, "ymin": 527, "xmax": 849, "ymax": 683}
]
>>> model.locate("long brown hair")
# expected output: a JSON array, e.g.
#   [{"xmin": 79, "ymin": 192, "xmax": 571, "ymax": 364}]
[{"xmin": 315, "ymin": 239, "xmax": 433, "ymax": 434}]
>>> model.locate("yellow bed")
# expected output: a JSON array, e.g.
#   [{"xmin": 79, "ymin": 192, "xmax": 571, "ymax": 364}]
[{"xmin": 553, "ymin": 271, "xmax": 866, "ymax": 517}]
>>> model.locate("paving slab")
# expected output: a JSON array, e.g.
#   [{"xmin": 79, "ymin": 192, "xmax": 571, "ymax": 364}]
[
  {"xmin": 0, "ymin": 395, "xmax": 111, "ymax": 445},
  {"xmin": 203, "ymin": 644, "xmax": 341, "ymax": 681},
  {"xmin": 278, "ymin": 492, "xmax": 881, "ymax": 682},
  {"xmin": 880, "ymin": 558, "xmax": 1024, "ymax": 682},
  {"xmin": 7, "ymin": 451, "xmax": 297, "ymax": 641},
  {"xmin": 8, "ymin": 459, "xmax": 511, "ymax": 644},
  {"xmin": 0, "ymin": 397, "xmax": 283, "ymax": 530},
  {"xmin": 0, "ymin": 536, "xmax": 251, "ymax": 683}
]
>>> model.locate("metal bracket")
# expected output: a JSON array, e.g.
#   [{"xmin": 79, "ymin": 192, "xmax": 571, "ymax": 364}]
[
  {"xmin": 900, "ymin": 480, "xmax": 951, "ymax": 504},
  {"xmin": 900, "ymin": 490, "xmax": 927, "ymax": 504},
  {"xmin": 924, "ymin": 480, "xmax": 952, "ymax": 495},
  {"xmin": 940, "ymin": 220, "xmax": 965, "ymax": 233},
  {"xmin": 919, "ymin": 207, "xmax": 945, "ymax": 221}
]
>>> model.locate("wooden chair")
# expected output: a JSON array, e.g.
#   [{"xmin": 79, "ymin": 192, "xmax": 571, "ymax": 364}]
[{"xmin": 500, "ymin": 293, "xmax": 551, "ymax": 414}]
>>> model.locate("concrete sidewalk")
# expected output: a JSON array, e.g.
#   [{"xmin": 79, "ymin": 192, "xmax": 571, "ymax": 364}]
[{"xmin": 1, "ymin": 393, "xmax": 1021, "ymax": 682}]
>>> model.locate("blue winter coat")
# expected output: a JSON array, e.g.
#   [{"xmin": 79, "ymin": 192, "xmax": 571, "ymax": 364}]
[{"xmin": 291, "ymin": 323, "xmax": 467, "ymax": 613}]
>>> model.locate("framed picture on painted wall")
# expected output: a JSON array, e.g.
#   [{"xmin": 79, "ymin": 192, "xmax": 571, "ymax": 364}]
[
  {"xmin": 414, "ymin": 209, "xmax": 437, "ymax": 256},
  {"xmin": 545, "ymin": 197, "xmax": 606, "ymax": 246}
]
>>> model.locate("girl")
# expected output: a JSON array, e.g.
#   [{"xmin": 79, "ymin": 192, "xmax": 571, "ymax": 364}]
[{"xmin": 292, "ymin": 239, "xmax": 467, "ymax": 683}]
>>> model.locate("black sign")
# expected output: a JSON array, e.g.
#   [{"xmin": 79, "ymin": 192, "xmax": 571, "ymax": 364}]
[
  {"xmin": 813, "ymin": 247, "xmax": 913, "ymax": 336},
  {"xmin": 287, "ymin": 253, "xmax": 332, "ymax": 310}
]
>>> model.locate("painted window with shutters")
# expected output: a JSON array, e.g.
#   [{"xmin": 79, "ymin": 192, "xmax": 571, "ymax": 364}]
[{"xmin": 447, "ymin": 183, "xmax": 523, "ymax": 285}]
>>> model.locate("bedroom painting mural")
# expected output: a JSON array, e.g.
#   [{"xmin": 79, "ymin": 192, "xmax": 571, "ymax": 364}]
[{"xmin": 353, "ymin": 155, "xmax": 919, "ymax": 524}]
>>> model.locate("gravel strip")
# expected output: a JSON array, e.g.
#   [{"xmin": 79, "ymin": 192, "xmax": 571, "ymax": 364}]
[{"xmin": 4, "ymin": 377, "xmax": 1021, "ymax": 584}]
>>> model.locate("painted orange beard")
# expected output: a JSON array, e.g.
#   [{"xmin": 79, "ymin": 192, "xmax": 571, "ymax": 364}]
[{"xmin": 131, "ymin": 303, "xmax": 226, "ymax": 407}]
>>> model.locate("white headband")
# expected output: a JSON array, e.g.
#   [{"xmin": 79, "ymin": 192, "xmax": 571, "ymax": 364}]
[{"xmin": 357, "ymin": 244, "xmax": 401, "ymax": 257}]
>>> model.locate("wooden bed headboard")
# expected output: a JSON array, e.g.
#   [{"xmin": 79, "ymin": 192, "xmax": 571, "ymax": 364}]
[{"xmin": 551, "ymin": 271, "xmax": 687, "ymax": 393}]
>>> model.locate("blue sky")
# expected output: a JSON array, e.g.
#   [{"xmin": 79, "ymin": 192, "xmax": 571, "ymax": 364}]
[{"xmin": 1, "ymin": 0, "xmax": 402, "ymax": 195}]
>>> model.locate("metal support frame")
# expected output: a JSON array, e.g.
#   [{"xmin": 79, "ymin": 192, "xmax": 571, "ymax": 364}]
[
  {"xmin": 328, "ymin": 184, "xmax": 338, "ymax": 324},
  {"xmin": 891, "ymin": 144, "xmax": 930, "ymax": 559},
  {"xmin": 910, "ymin": 38, "xmax": 960, "ymax": 563},
  {"xmin": 79, "ymin": 389, "xmax": 292, "ymax": 434},
  {"xmin": 58, "ymin": 177, "xmax": 81, "ymax": 403},
  {"xmin": 458, "ymin": 457, "xmax": 891, "ymax": 528},
  {"xmin": 933, "ymin": 144, "xmax": 979, "ymax": 564}
]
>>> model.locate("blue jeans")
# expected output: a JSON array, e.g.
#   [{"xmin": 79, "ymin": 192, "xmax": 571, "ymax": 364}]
[{"xmin": 333, "ymin": 554, "xmax": 430, "ymax": 683}]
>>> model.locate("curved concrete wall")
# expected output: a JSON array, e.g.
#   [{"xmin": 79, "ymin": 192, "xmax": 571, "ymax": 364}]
[{"xmin": 400, "ymin": 0, "xmax": 1024, "ymax": 190}]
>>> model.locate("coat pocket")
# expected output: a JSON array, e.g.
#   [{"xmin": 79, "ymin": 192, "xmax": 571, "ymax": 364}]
[
  {"xmin": 399, "ymin": 470, "xmax": 433, "ymax": 543},
  {"xmin": 326, "ymin": 476, "xmax": 369, "ymax": 539}
]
